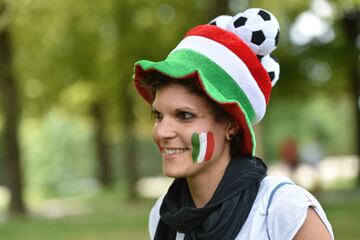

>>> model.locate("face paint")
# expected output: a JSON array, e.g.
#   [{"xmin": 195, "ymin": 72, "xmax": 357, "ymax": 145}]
[{"xmin": 191, "ymin": 132, "xmax": 215, "ymax": 163}]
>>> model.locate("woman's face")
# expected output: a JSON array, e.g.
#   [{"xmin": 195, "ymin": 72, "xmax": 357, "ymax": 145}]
[{"xmin": 152, "ymin": 82, "xmax": 230, "ymax": 178}]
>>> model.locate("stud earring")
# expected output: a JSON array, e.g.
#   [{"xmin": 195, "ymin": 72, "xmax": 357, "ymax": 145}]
[{"xmin": 226, "ymin": 133, "xmax": 235, "ymax": 140}]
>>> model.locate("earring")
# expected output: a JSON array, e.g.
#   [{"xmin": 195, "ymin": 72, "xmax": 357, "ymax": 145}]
[{"xmin": 226, "ymin": 133, "xmax": 234, "ymax": 140}]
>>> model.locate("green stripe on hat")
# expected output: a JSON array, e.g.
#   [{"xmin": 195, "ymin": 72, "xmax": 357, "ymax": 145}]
[{"xmin": 136, "ymin": 50, "xmax": 255, "ymax": 121}]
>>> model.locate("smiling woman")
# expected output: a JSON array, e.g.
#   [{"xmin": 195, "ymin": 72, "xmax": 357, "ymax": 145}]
[
  {"xmin": 132, "ymin": 7, "xmax": 334, "ymax": 240},
  {"xmin": 151, "ymin": 82, "xmax": 233, "ymax": 180}
]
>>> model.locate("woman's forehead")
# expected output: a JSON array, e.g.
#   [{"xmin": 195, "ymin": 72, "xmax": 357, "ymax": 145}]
[{"xmin": 152, "ymin": 83, "xmax": 208, "ymax": 110}]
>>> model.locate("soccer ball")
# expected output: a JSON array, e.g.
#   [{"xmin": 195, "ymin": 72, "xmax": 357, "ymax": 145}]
[
  {"xmin": 209, "ymin": 15, "xmax": 233, "ymax": 29},
  {"xmin": 226, "ymin": 8, "xmax": 280, "ymax": 56},
  {"xmin": 260, "ymin": 54, "xmax": 280, "ymax": 86}
]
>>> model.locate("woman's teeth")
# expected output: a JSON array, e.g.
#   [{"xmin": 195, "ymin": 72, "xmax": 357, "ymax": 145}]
[{"xmin": 162, "ymin": 148, "xmax": 187, "ymax": 155}]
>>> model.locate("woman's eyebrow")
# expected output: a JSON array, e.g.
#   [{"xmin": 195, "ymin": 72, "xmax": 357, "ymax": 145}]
[
  {"xmin": 151, "ymin": 106, "xmax": 199, "ymax": 114},
  {"xmin": 175, "ymin": 106, "xmax": 197, "ymax": 112}
]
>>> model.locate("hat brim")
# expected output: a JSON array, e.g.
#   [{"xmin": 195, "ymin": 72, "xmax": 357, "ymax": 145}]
[{"xmin": 133, "ymin": 56, "xmax": 256, "ymax": 156}]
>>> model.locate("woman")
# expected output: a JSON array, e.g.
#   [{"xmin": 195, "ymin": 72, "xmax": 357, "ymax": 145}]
[{"xmin": 133, "ymin": 8, "xmax": 334, "ymax": 240}]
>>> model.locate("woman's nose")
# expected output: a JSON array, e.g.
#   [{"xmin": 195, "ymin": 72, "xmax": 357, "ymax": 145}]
[{"xmin": 153, "ymin": 117, "xmax": 177, "ymax": 140}]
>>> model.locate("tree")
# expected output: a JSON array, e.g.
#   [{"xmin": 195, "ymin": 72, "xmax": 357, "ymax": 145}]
[
  {"xmin": 340, "ymin": 8, "xmax": 360, "ymax": 185},
  {"xmin": 91, "ymin": 101, "xmax": 112, "ymax": 187},
  {"xmin": 0, "ymin": 0, "xmax": 26, "ymax": 215}
]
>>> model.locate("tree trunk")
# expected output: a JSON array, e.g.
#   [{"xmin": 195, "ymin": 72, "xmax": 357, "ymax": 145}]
[
  {"xmin": 112, "ymin": 0, "xmax": 139, "ymax": 201},
  {"xmin": 341, "ymin": 9, "xmax": 360, "ymax": 186},
  {"xmin": 90, "ymin": 101, "xmax": 112, "ymax": 187},
  {"xmin": 352, "ymin": 64, "xmax": 360, "ymax": 187},
  {"xmin": 0, "ymin": 1, "xmax": 26, "ymax": 215},
  {"xmin": 120, "ymin": 83, "xmax": 138, "ymax": 200}
]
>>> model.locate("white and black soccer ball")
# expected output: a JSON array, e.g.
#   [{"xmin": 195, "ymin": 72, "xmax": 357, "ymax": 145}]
[
  {"xmin": 260, "ymin": 54, "xmax": 280, "ymax": 86},
  {"xmin": 209, "ymin": 15, "xmax": 233, "ymax": 29},
  {"xmin": 226, "ymin": 8, "xmax": 280, "ymax": 56}
]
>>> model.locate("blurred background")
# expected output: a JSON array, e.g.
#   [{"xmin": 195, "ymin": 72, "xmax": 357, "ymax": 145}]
[{"xmin": 0, "ymin": 0, "xmax": 359, "ymax": 239}]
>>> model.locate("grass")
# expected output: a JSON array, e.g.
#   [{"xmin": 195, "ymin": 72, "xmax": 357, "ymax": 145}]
[
  {"xmin": 319, "ymin": 189, "xmax": 360, "ymax": 240},
  {"xmin": 0, "ymin": 189, "xmax": 152, "ymax": 240},
  {"xmin": 0, "ymin": 188, "xmax": 359, "ymax": 240}
]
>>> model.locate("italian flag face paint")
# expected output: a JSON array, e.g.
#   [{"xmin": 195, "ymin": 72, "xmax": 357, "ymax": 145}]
[{"xmin": 191, "ymin": 132, "xmax": 215, "ymax": 164}]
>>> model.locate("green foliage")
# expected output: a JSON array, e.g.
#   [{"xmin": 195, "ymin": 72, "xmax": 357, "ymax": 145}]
[
  {"xmin": 4, "ymin": 0, "xmax": 360, "ymax": 199},
  {"xmin": 10, "ymin": 0, "xmax": 212, "ymax": 124},
  {"xmin": 263, "ymin": 94, "xmax": 356, "ymax": 160},
  {"xmin": 21, "ymin": 109, "xmax": 161, "ymax": 196},
  {"xmin": 22, "ymin": 110, "xmax": 97, "ymax": 197}
]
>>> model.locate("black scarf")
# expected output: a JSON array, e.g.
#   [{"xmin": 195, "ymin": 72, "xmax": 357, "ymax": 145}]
[{"xmin": 154, "ymin": 154, "xmax": 267, "ymax": 240}]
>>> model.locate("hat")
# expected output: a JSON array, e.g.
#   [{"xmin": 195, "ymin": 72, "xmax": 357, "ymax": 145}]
[{"xmin": 133, "ymin": 8, "xmax": 280, "ymax": 156}]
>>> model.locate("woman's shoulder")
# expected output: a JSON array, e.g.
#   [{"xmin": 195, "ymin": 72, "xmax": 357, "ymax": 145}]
[
  {"xmin": 260, "ymin": 175, "xmax": 324, "ymax": 215},
  {"xmin": 259, "ymin": 175, "xmax": 334, "ymax": 239}
]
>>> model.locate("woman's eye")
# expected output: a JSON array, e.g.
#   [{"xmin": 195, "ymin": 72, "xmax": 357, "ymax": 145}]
[
  {"xmin": 177, "ymin": 111, "xmax": 194, "ymax": 120},
  {"xmin": 151, "ymin": 109, "xmax": 163, "ymax": 121}
]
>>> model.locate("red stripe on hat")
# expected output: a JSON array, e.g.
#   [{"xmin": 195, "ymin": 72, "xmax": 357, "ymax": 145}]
[
  {"xmin": 185, "ymin": 25, "xmax": 272, "ymax": 104},
  {"xmin": 205, "ymin": 132, "xmax": 215, "ymax": 161}
]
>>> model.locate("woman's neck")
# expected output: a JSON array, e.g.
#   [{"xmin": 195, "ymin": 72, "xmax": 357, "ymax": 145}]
[{"xmin": 187, "ymin": 148, "xmax": 231, "ymax": 208}]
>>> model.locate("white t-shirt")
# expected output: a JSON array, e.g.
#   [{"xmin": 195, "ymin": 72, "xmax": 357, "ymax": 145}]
[{"xmin": 148, "ymin": 176, "xmax": 334, "ymax": 240}]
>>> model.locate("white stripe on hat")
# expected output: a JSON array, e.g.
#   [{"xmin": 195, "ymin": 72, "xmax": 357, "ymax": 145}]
[
  {"xmin": 197, "ymin": 132, "xmax": 207, "ymax": 163},
  {"xmin": 171, "ymin": 35, "xmax": 266, "ymax": 123}
]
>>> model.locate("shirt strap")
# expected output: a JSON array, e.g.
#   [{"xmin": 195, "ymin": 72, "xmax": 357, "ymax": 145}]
[{"xmin": 266, "ymin": 181, "xmax": 293, "ymax": 239}]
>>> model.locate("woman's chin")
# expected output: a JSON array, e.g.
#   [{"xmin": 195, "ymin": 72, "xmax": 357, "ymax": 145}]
[
  {"xmin": 162, "ymin": 163, "xmax": 202, "ymax": 179},
  {"xmin": 162, "ymin": 164, "xmax": 189, "ymax": 178},
  {"xmin": 162, "ymin": 169, "xmax": 184, "ymax": 179}
]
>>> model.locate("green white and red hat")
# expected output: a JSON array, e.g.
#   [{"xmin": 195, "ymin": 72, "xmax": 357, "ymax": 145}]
[{"xmin": 133, "ymin": 8, "xmax": 281, "ymax": 156}]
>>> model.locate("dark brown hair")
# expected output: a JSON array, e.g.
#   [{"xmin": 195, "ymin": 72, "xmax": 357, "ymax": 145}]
[{"xmin": 141, "ymin": 71, "xmax": 243, "ymax": 155}]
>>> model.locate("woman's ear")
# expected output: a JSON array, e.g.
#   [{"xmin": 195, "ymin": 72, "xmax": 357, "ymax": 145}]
[{"xmin": 225, "ymin": 122, "xmax": 240, "ymax": 140}]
